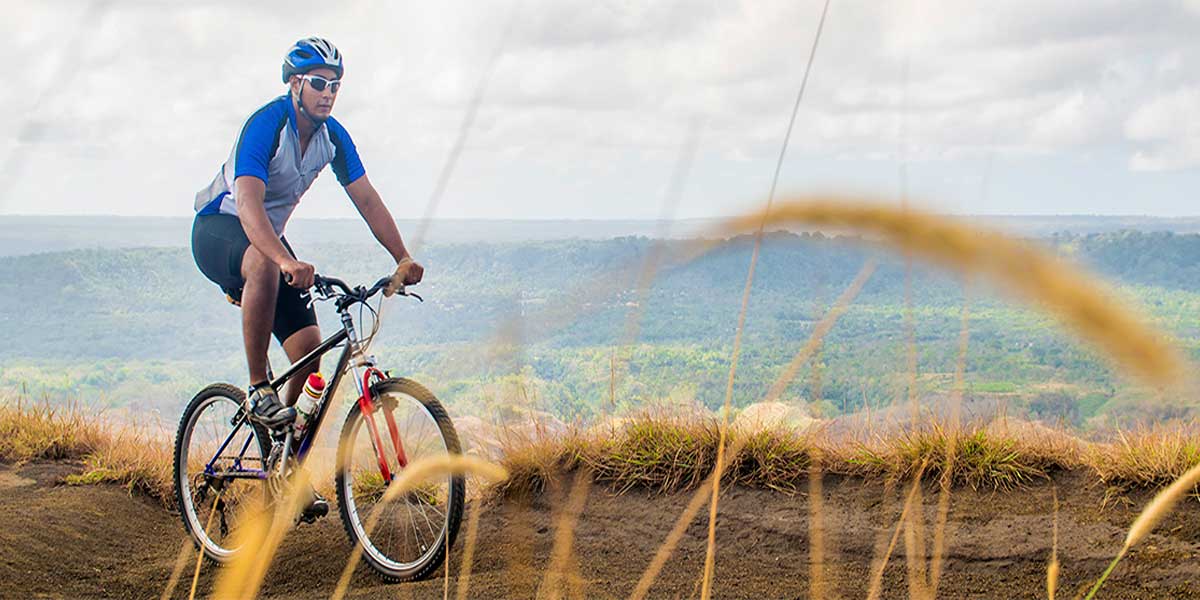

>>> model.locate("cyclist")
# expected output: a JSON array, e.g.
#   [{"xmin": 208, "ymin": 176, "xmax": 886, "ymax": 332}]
[{"xmin": 191, "ymin": 37, "xmax": 422, "ymax": 515}]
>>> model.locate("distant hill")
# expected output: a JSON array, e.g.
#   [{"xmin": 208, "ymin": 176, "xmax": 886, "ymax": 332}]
[
  {"xmin": 3, "ymin": 228, "xmax": 1199, "ymax": 426},
  {"xmin": 5, "ymin": 214, "xmax": 1200, "ymax": 257}
]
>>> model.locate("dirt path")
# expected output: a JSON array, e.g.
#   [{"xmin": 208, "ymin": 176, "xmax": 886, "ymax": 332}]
[{"xmin": 2, "ymin": 461, "xmax": 1199, "ymax": 599}]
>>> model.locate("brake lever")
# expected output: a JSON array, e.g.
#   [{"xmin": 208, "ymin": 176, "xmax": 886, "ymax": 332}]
[{"xmin": 304, "ymin": 280, "xmax": 336, "ymax": 310}]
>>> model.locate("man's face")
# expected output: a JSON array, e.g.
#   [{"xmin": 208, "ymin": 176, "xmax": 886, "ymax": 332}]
[{"xmin": 291, "ymin": 66, "xmax": 339, "ymax": 121}]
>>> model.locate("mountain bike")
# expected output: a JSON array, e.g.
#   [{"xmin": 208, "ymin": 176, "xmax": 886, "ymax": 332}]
[{"xmin": 172, "ymin": 273, "xmax": 464, "ymax": 582}]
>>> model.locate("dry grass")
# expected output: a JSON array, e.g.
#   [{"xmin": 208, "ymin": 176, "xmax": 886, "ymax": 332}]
[
  {"xmin": 16, "ymin": 395, "xmax": 1200, "ymax": 599},
  {"xmin": 1089, "ymin": 423, "xmax": 1200, "ymax": 489},
  {"xmin": 844, "ymin": 422, "xmax": 1082, "ymax": 491},
  {"xmin": 487, "ymin": 411, "xmax": 1200, "ymax": 501},
  {"xmin": 496, "ymin": 412, "xmax": 1094, "ymax": 497},
  {"xmin": 7, "ymin": 397, "xmax": 1199, "ymax": 505},
  {"xmin": 0, "ymin": 399, "xmax": 108, "ymax": 463},
  {"xmin": 494, "ymin": 414, "xmax": 821, "ymax": 498},
  {"xmin": 0, "ymin": 398, "xmax": 175, "ymax": 505},
  {"xmin": 65, "ymin": 426, "xmax": 174, "ymax": 504}
]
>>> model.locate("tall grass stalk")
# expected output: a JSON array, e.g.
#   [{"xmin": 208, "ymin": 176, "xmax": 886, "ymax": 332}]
[
  {"xmin": 866, "ymin": 461, "xmax": 928, "ymax": 600},
  {"xmin": 719, "ymin": 198, "xmax": 1185, "ymax": 385},
  {"xmin": 454, "ymin": 501, "xmax": 485, "ymax": 600},
  {"xmin": 929, "ymin": 288, "xmax": 970, "ymax": 596},
  {"xmin": 211, "ymin": 470, "xmax": 311, "ymax": 600},
  {"xmin": 903, "ymin": 482, "xmax": 930, "ymax": 600},
  {"xmin": 188, "ymin": 490, "xmax": 223, "ymax": 600},
  {"xmin": 808, "ymin": 457, "xmax": 828, "ymax": 600},
  {"xmin": 158, "ymin": 538, "xmax": 191, "ymax": 600},
  {"xmin": 698, "ymin": 236, "xmax": 756, "ymax": 600},
  {"xmin": 762, "ymin": 259, "xmax": 877, "ymax": 404},
  {"xmin": 1085, "ymin": 460, "xmax": 1200, "ymax": 599},
  {"xmin": 1047, "ymin": 487, "xmax": 1060, "ymax": 600},
  {"xmin": 329, "ymin": 455, "xmax": 509, "ymax": 600},
  {"xmin": 539, "ymin": 471, "xmax": 592, "ymax": 600},
  {"xmin": 630, "ymin": 438, "xmax": 749, "ymax": 600}
]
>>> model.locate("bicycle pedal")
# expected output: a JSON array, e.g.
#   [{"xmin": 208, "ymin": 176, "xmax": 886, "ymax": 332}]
[{"xmin": 297, "ymin": 501, "xmax": 329, "ymax": 525}]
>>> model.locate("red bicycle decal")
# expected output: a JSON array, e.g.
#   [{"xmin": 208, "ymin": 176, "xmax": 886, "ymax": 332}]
[{"xmin": 357, "ymin": 367, "xmax": 410, "ymax": 482}]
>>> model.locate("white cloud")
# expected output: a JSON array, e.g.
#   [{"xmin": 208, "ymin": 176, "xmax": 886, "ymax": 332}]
[
  {"xmin": 1125, "ymin": 87, "xmax": 1200, "ymax": 170},
  {"xmin": 4, "ymin": 0, "xmax": 1200, "ymax": 217}
]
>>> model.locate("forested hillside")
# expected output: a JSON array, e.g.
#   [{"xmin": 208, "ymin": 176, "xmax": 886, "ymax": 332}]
[{"xmin": 3, "ymin": 229, "xmax": 1199, "ymax": 427}]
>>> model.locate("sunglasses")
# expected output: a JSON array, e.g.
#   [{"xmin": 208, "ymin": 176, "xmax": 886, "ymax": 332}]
[{"xmin": 298, "ymin": 74, "xmax": 341, "ymax": 94}]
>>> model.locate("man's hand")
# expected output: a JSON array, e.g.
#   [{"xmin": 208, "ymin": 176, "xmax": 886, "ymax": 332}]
[
  {"xmin": 281, "ymin": 259, "xmax": 316, "ymax": 289},
  {"xmin": 384, "ymin": 257, "xmax": 424, "ymax": 297}
]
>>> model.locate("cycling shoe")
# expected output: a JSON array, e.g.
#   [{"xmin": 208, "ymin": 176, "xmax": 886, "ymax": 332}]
[{"xmin": 247, "ymin": 384, "xmax": 296, "ymax": 430}]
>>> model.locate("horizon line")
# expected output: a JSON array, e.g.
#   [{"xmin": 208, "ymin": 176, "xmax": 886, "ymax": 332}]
[{"xmin": 4, "ymin": 213, "xmax": 1200, "ymax": 221}]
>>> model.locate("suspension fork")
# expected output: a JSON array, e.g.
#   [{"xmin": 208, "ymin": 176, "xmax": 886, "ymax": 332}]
[
  {"xmin": 356, "ymin": 365, "xmax": 409, "ymax": 483},
  {"xmin": 367, "ymin": 367, "xmax": 409, "ymax": 469},
  {"xmin": 342, "ymin": 310, "xmax": 408, "ymax": 483}
]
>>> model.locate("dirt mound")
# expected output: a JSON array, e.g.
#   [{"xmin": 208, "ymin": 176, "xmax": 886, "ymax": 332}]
[{"xmin": 3, "ymin": 461, "xmax": 1199, "ymax": 599}]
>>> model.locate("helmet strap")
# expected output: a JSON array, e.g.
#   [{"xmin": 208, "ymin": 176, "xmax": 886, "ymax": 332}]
[{"xmin": 293, "ymin": 79, "xmax": 326, "ymax": 127}]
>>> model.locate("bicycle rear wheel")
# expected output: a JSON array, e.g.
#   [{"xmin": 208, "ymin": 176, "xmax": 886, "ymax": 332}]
[
  {"xmin": 335, "ymin": 377, "xmax": 464, "ymax": 582},
  {"xmin": 173, "ymin": 383, "xmax": 273, "ymax": 562}
]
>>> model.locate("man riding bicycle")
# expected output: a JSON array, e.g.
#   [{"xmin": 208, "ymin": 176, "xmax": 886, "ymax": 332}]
[{"xmin": 190, "ymin": 37, "xmax": 422, "ymax": 517}]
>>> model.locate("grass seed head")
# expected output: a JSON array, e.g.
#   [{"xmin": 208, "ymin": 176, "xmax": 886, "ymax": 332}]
[{"xmin": 718, "ymin": 198, "xmax": 1186, "ymax": 385}]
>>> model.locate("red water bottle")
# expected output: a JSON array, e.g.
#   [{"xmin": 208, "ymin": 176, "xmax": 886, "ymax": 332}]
[{"xmin": 296, "ymin": 372, "xmax": 325, "ymax": 435}]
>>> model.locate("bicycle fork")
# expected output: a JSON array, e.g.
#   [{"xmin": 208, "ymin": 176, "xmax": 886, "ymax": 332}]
[{"xmin": 342, "ymin": 312, "xmax": 409, "ymax": 484}]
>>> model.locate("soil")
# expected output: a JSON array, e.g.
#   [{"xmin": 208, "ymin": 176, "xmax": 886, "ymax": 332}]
[{"xmin": 2, "ymin": 461, "xmax": 1199, "ymax": 599}]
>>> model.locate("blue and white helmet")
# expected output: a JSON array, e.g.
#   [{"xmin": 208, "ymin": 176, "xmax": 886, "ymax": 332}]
[{"xmin": 282, "ymin": 37, "xmax": 344, "ymax": 83}]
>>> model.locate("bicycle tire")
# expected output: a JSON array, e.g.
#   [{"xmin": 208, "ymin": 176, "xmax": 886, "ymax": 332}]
[
  {"xmin": 173, "ymin": 382, "xmax": 273, "ymax": 563},
  {"xmin": 335, "ymin": 377, "xmax": 465, "ymax": 582}
]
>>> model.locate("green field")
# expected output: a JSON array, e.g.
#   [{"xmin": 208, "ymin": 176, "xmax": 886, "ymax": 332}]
[{"xmin": 3, "ymin": 229, "xmax": 1199, "ymax": 428}]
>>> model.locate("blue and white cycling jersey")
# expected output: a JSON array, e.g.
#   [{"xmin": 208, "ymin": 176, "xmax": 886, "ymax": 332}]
[{"xmin": 194, "ymin": 95, "xmax": 365, "ymax": 235}]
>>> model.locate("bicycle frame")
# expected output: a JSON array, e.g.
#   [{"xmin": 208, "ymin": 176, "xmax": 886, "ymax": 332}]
[{"xmin": 203, "ymin": 293, "xmax": 407, "ymax": 485}]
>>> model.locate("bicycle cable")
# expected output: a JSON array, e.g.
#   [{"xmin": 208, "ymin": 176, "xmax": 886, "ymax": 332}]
[{"xmin": 356, "ymin": 292, "xmax": 384, "ymax": 353}]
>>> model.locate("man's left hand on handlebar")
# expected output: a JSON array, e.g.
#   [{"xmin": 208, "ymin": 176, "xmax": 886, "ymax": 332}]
[{"xmin": 385, "ymin": 256, "xmax": 423, "ymax": 297}]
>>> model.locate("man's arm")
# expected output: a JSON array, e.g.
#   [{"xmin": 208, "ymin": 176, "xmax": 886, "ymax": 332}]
[
  {"xmin": 235, "ymin": 176, "xmax": 314, "ymax": 287},
  {"xmin": 345, "ymin": 175, "xmax": 411, "ymax": 263},
  {"xmin": 345, "ymin": 175, "xmax": 423, "ymax": 291}
]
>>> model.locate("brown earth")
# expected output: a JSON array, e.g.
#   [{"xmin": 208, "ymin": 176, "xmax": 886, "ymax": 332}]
[{"xmin": 2, "ymin": 461, "xmax": 1200, "ymax": 599}]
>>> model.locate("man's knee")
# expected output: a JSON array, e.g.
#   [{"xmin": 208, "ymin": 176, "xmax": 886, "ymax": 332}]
[
  {"xmin": 284, "ymin": 325, "xmax": 323, "ymax": 363},
  {"xmin": 241, "ymin": 245, "xmax": 279, "ymax": 284}
]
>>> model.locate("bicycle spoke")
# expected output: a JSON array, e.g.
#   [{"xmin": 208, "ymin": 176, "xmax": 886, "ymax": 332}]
[
  {"xmin": 340, "ymin": 386, "xmax": 460, "ymax": 576},
  {"xmin": 177, "ymin": 390, "xmax": 269, "ymax": 562}
]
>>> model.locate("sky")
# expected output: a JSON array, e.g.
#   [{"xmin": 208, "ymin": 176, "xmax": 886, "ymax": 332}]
[{"xmin": 4, "ymin": 0, "xmax": 1200, "ymax": 219}]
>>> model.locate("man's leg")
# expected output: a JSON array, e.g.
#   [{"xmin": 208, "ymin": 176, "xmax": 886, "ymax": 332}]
[
  {"xmin": 239, "ymin": 244, "xmax": 297, "ymax": 428},
  {"xmin": 240, "ymin": 244, "xmax": 279, "ymax": 385},
  {"xmin": 281, "ymin": 325, "xmax": 322, "ymax": 407},
  {"xmin": 280, "ymin": 323, "xmax": 330, "ymax": 520}
]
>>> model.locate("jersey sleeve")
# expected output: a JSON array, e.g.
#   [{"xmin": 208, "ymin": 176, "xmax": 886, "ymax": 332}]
[
  {"xmin": 327, "ymin": 117, "xmax": 367, "ymax": 186},
  {"xmin": 233, "ymin": 99, "xmax": 289, "ymax": 183}
]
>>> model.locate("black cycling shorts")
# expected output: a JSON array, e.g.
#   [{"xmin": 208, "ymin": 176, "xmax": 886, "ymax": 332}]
[{"xmin": 191, "ymin": 213, "xmax": 317, "ymax": 343}]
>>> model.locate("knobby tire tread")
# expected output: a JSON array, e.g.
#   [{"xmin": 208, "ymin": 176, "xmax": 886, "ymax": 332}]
[
  {"xmin": 335, "ymin": 377, "xmax": 465, "ymax": 583},
  {"xmin": 172, "ymin": 382, "xmax": 271, "ymax": 563}
]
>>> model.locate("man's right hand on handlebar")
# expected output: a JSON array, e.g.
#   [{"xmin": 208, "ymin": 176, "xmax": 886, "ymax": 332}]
[
  {"xmin": 385, "ymin": 256, "xmax": 423, "ymax": 297},
  {"xmin": 282, "ymin": 259, "xmax": 316, "ymax": 289}
]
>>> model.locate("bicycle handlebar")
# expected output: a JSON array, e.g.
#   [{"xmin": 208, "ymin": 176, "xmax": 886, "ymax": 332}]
[{"xmin": 307, "ymin": 273, "xmax": 422, "ymax": 304}]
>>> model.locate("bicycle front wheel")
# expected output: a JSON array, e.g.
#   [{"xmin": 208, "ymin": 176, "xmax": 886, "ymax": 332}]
[{"xmin": 335, "ymin": 377, "xmax": 465, "ymax": 582}]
